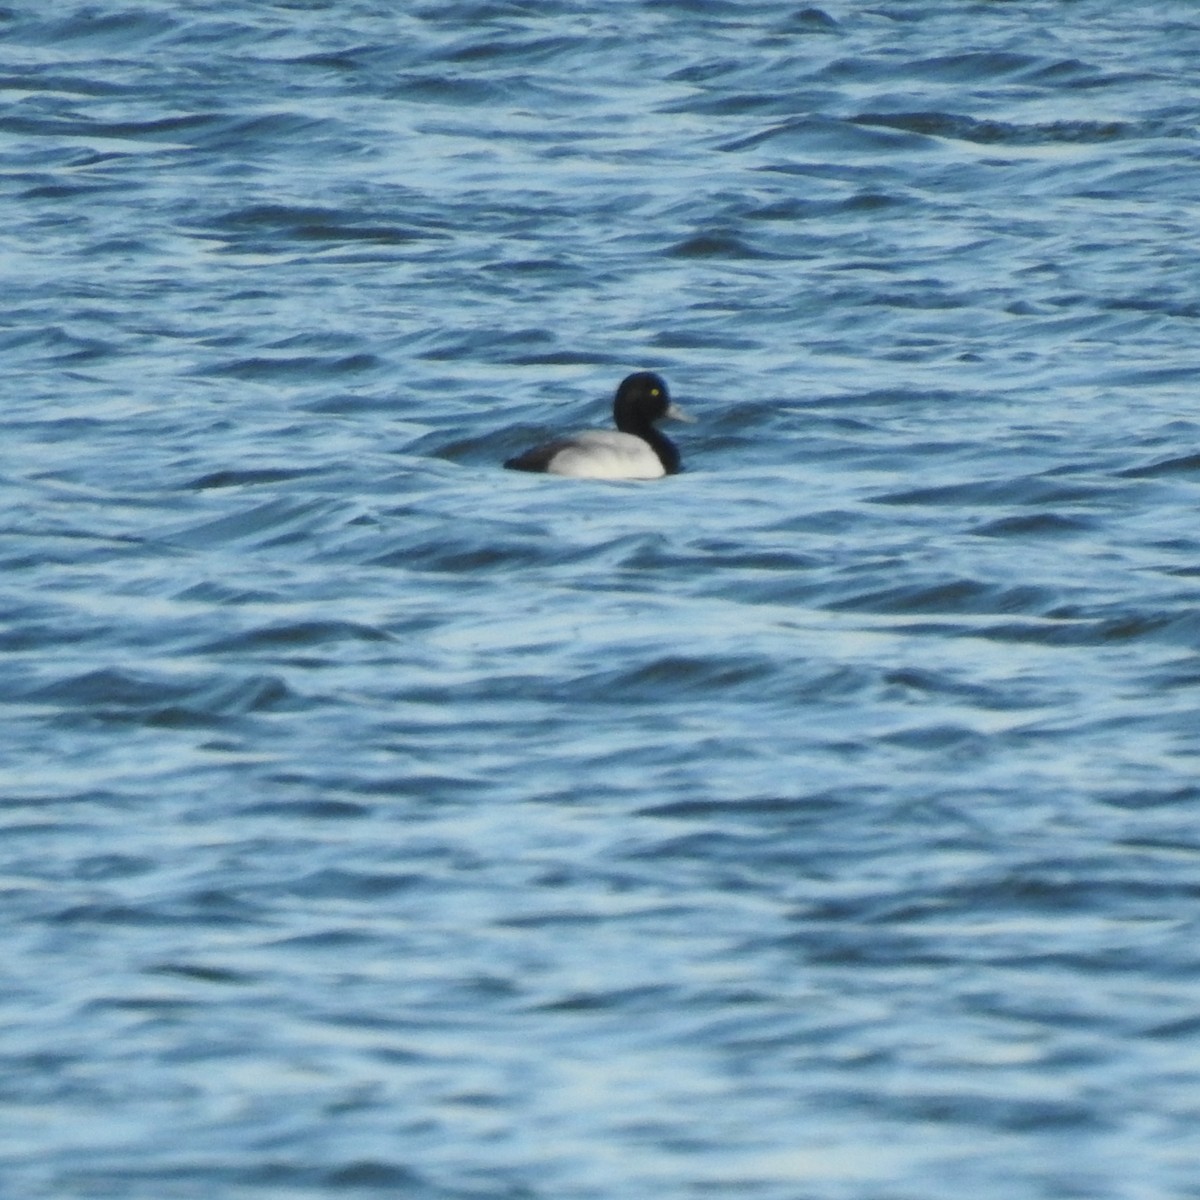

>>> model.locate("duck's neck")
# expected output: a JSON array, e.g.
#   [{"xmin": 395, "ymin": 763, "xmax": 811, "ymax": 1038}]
[
  {"xmin": 614, "ymin": 401, "xmax": 681, "ymax": 474},
  {"xmin": 634, "ymin": 424, "xmax": 681, "ymax": 474}
]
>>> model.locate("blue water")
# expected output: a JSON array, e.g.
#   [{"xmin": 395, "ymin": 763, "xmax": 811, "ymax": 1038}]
[{"xmin": 5, "ymin": 2, "xmax": 1200, "ymax": 1196}]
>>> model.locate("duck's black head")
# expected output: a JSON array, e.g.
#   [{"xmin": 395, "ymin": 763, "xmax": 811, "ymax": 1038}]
[{"xmin": 613, "ymin": 371, "xmax": 671, "ymax": 432}]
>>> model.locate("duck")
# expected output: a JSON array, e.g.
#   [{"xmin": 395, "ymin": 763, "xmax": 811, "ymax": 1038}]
[{"xmin": 504, "ymin": 371, "xmax": 691, "ymax": 479}]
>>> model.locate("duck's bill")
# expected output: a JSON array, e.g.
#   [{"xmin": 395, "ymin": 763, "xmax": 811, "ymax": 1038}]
[{"xmin": 666, "ymin": 402, "xmax": 696, "ymax": 423}]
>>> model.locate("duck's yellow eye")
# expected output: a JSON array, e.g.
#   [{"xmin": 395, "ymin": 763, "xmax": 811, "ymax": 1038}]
[{"xmin": 650, "ymin": 388, "xmax": 660, "ymax": 397}]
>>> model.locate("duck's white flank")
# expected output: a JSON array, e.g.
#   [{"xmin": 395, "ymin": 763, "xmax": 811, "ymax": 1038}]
[{"xmin": 542, "ymin": 430, "xmax": 668, "ymax": 479}]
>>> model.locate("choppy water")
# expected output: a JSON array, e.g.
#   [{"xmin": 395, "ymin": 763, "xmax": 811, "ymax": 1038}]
[{"xmin": 5, "ymin": 2, "xmax": 1200, "ymax": 1197}]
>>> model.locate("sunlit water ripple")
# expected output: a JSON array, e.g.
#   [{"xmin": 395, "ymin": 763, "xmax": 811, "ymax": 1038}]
[{"xmin": 4, "ymin": 3, "xmax": 1200, "ymax": 1198}]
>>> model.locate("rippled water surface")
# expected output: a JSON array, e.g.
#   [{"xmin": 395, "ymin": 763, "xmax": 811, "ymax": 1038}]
[{"xmin": 5, "ymin": 2, "xmax": 1200, "ymax": 1197}]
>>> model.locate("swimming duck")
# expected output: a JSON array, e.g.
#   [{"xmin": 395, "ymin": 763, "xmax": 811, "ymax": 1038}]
[{"xmin": 504, "ymin": 371, "xmax": 691, "ymax": 479}]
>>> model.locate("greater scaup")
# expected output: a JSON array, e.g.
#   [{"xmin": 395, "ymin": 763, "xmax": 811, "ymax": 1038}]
[{"xmin": 504, "ymin": 371, "xmax": 691, "ymax": 479}]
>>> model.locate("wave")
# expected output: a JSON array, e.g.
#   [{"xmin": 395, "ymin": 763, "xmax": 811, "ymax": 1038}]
[{"xmin": 852, "ymin": 111, "xmax": 1145, "ymax": 145}]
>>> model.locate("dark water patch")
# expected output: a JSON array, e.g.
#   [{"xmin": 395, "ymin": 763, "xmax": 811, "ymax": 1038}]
[
  {"xmin": 23, "ymin": 179, "xmax": 130, "ymax": 201},
  {"xmin": 879, "ymin": 864, "xmax": 1200, "ymax": 924},
  {"xmin": 450, "ymin": 0, "xmax": 576, "ymax": 14},
  {"xmin": 343, "ymin": 426, "xmax": 492, "ymax": 464},
  {"xmin": 0, "ymin": 323, "xmax": 121, "ymax": 364},
  {"xmin": 685, "ymin": 540, "xmax": 823, "ymax": 572},
  {"xmin": 48, "ymin": 902, "xmax": 181, "ymax": 928},
  {"xmin": 662, "ymin": 88, "xmax": 829, "ymax": 118},
  {"xmin": 323, "ymin": 1161, "xmax": 431, "ymax": 1191},
  {"xmin": 861, "ymin": 1089, "xmax": 1104, "ymax": 1133},
  {"xmin": 0, "ymin": 610, "xmax": 117, "ymax": 652},
  {"xmin": 480, "ymin": 254, "xmax": 582, "ymax": 278},
  {"xmin": 0, "ymin": 525, "xmax": 155, "ymax": 567},
  {"xmin": 645, "ymin": 0, "xmax": 746, "ymax": 16},
  {"xmin": 369, "ymin": 532, "xmax": 551, "ymax": 574},
  {"xmin": 199, "ymin": 620, "xmax": 393, "ymax": 656},
  {"xmin": 174, "ymin": 580, "xmax": 284, "ymax": 605},
  {"xmin": 785, "ymin": 8, "xmax": 840, "ymax": 32},
  {"xmin": 197, "ymin": 352, "xmax": 381, "ymax": 380},
  {"xmin": 244, "ymin": 1160, "xmax": 433, "ymax": 1193},
  {"xmin": 416, "ymin": 1, "xmax": 551, "ymax": 18},
  {"xmin": 418, "ymin": 325, "xmax": 556, "ymax": 363},
  {"xmin": 29, "ymin": 668, "xmax": 194, "ymax": 708},
  {"xmin": 499, "ymin": 348, "xmax": 630, "ymax": 367},
  {"xmin": 638, "ymin": 790, "xmax": 853, "ymax": 823},
  {"xmin": 73, "ymin": 853, "xmax": 155, "ymax": 881},
  {"xmin": 862, "ymin": 285, "xmax": 976, "ymax": 312},
  {"xmin": 40, "ymin": 8, "xmax": 179, "ymax": 46},
  {"xmin": 206, "ymin": 110, "xmax": 353, "ymax": 152},
  {"xmin": 1099, "ymin": 295, "xmax": 1200, "ymax": 320},
  {"xmin": 58, "ymin": 1159, "xmax": 434, "ymax": 1197},
  {"xmin": 881, "ymin": 667, "xmax": 1040, "ymax": 712},
  {"xmin": 1115, "ymin": 838, "xmax": 1200, "ymax": 865},
  {"xmin": 386, "ymin": 72, "xmax": 513, "ymax": 107},
  {"xmin": 241, "ymin": 798, "xmax": 370, "ymax": 819},
  {"xmin": 285, "ymin": 868, "xmax": 423, "ymax": 901},
  {"xmin": 533, "ymin": 984, "xmax": 672, "ymax": 1014},
  {"xmin": 1105, "ymin": 364, "xmax": 1200, "ymax": 388},
  {"xmin": 28, "ymin": 667, "xmax": 299, "ymax": 726},
  {"xmin": 1118, "ymin": 451, "xmax": 1200, "ymax": 479},
  {"xmin": 148, "ymin": 961, "xmax": 257, "ymax": 986},
  {"xmin": 666, "ymin": 231, "xmax": 770, "ymax": 259},
  {"xmin": 1097, "ymin": 786, "xmax": 1200, "ymax": 812},
  {"xmin": 280, "ymin": 771, "xmax": 490, "ymax": 803},
  {"xmin": 188, "ymin": 467, "xmax": 328, "ymax": 489},
  {"xmin": 809, "ymin": 386, "xmax": 980, "ymax": 413},
  {"xmin": 281, "ymin": 43, "xmax": 379, "ymax": 72},
  {"xmin": 81, "ymin": 235, "xmax": 158, "ymax": 259},
  {"xmin": 880, "ymin": 723, "xmax": 992, "ymax": 757},
  {"xmin": 1142, "ymin": 649, "xmax": 1200, "ymax": 686},
  {"xmin": 1038, "ymin": 604, "xmax": 1200, "ymax": 649},
  {"xmin": 903, "ymin": 51, "xmax": 1043, "ymax": 82},
  {"xmin": 0, "ymin": 111, "xmax": 223, "ymax": 142},
  {"xmin": 82, "ymin": 993, "xmax": 202, "ymax": 1018},
  {"xmin": 625, "ymin": 829, "xmax": 807, "ymax": 877},
  {"xmin": 497, "ymin": 908, "xmax": 617, "ymax": 930},
  {"xmin": 0, "ymin": 1050, "xmax": 83, "ymax": 1092},
  {"xmin": 975, "ymin": 610, "xmax": 1180, "ymax": 648},
  {"xmin": 208, "ymin": 203, "xmax": 449, "ymax": 250},
  {"xmin": 301, "ymin": 392, "xmax": 405, "ymax": 415},
  {"xmin": 748, "ymin": 191, "xmax": 908, "ymax": 221},
  {"xmin": 971, "ymin": 512, "xmax": 1096, "ymax": 538},
  {"xmin": 666, "ymin": 56, "xmax": 757, "ymax": 86},
  {"xmin": 829, "ymin": 578, "xmax": 1055, "ymax": 618},
  {"xmin": 0, "ymin": 789, "xmax": 128, "ymax": 814},
  {"xmin": 271, "ymin": 927, "xmax": 379, "ymax": 951},
  {"xmin": 873, "ymin": 475, "xmax": 1112, "ymax": 508},
  {"xmin": 1076, "ymin": 164, "xmax": 1200, "ymax": 205},
  {"xmin": 852, "ymin": 111, "xmax": 1141, "ymax": 146},
  {"xmin": 564, "ymin": 654, "xmax": 782, "ymax": 704},
  {"xmin": 285, "ymin": 50, "xmax": 362, "ymax": 72},
  {"xmin": 162, "ymin": 496, "xmax": 354, "ymax": 551},
  {"xmin": 0, "ymin": 68, "xmax": 135, "ymax": 95},
  {"xmin": 1021, "ymin": 57, "xmax": 1115, "ymax": 86},
  {"xmin": 721, "ymin": 114, "xmax": 931, "ymax": 155},
  {"xmin": 701, "ymin": 397, "xmax": 826, "ymax": 435},
  {"xmin": 445, "ymin": 31, "xmax": 587, "ymax": 66},
  {"xmin": 1143, "ymin": 1012, "xmax": 1200, "ymax": 1040},
  {"xmin": 651, "ymin": 328, "xmax": 760, "ymax": 350}
]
